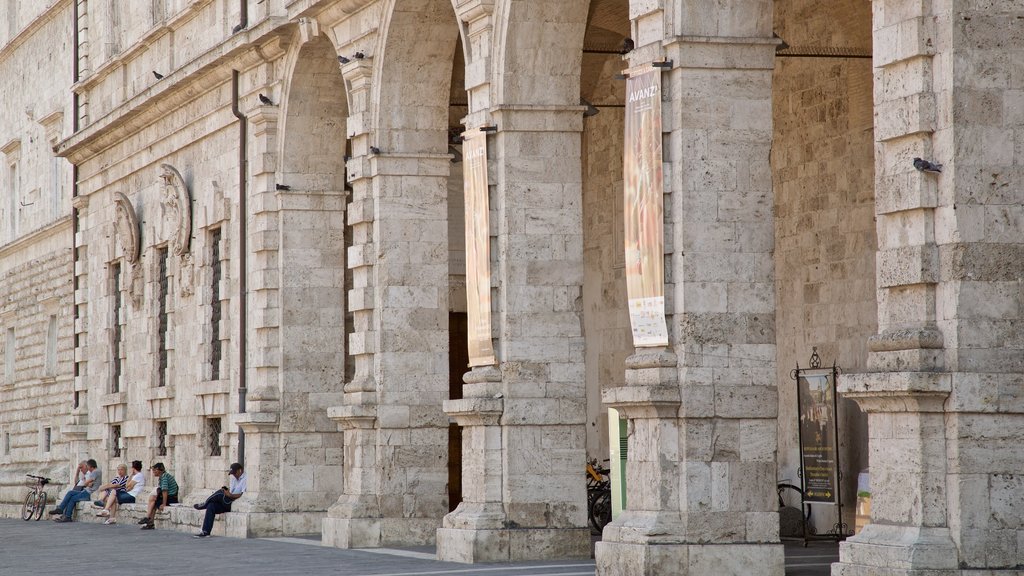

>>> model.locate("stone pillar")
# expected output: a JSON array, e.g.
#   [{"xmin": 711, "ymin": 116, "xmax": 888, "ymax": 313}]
[
  {"xmin": 835, "ymin": 0, "xmax": 1024, "ymax": 574},
  {"xmin": 436, "ymin": 106, "xmax": 592, "ymax": 563},
  {"xmin": 595, "ymin": 1, "xmax": 783, "ymax": 574},
  {"xmin": 322, "ymin": 151, "xmax": 452, "ymax": 548}
]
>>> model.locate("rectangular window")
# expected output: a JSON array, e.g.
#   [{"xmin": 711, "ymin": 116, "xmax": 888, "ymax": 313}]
[
  {"xmin": 207, "ymin": 417, "xmax": 222, "ymax": 457},
  {"xmin": 156, "ymin": 420, "xmax": 167, "ymax": 456},
  {"xmin": 7, "ymin": 161, "xmax": 17, "ymax": 239},
  {"xmin": 3, "ymin": 431, "xmax": 9, "ymax": 455},
  {"xmin": 111, "ymin": 262, "xmax": 124, "ymax": 393},
  {"xmin": 42, "ymin": 427, "xmax": 51, "ymax": 453},
  {"xmin": 111, "ymin": 424, "xmax": 122, "ymax": 458},
  {"xmin": 156, "ymin": 246, "xmax": 169, "ymax": 387},
  {"xmin": 210, "ymin": 228, "xmax": 223, "ymax": 380},
  {"xmin": 4, "ymin": 327, "xmax": 14, "ymax": 384},
  {"xmin": 44, "ymin": 315, "xmax": 57, "ymax": 377}
]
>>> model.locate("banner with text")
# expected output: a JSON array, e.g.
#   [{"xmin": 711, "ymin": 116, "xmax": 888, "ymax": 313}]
[
  {"xmin": 798, "ymin": 372, "xmax": 839, "ymax": 504},
  {"xmin": 463, "ymin": 129, "xmax": 496, "ymax": 366},
  {"xmin": 624, "ymin": 65, "xmax": 668, "ymax": 347}
]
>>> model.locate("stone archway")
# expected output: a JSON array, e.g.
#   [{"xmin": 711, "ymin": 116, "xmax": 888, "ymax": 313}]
[
  {"xmin": 255, "ymin": 31, "xmax": 351, "ymax": 534},
  {"xmin": 322, "ymin": 0, "xmax": 465, "ymax": 549},
  {"xmin": 771, "ymin": 0, "xmax": 874, "ymax": 538}
]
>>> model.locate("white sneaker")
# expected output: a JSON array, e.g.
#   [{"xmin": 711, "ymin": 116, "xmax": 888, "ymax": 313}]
[
  {"xmin": 96, "ymin": 510, "xmax": 109, "ymax": 517},
  {"xmin": 103, "ymin": 518, "xmax": 116, "ymax": 525}
]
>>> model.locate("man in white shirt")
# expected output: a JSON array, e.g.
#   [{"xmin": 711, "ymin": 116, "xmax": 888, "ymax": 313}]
[{"xmin": 193, "ymin": 462, "xmax": 247, "ymax": 538}]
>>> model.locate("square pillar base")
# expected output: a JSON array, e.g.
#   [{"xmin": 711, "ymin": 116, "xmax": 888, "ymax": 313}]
[
  {"xmin": 436, "ymin": 527, "xmax": 591, "ymax": 563},
  {"xmin": 831, "ymin": 525, "xmax": 958, "ymax": 576},
  {"xmin": 323, "ymin": 516, "xmax": 441, "ymax": 549},
  {"xmin": 595, "ymin": 542, "xmax": 784, "ymax": 576},
  {"xmin": 322, "ymin": 516, "xmax": 381, "ymax": 549}
]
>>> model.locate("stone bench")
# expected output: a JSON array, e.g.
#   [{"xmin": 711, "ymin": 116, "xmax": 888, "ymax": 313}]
[{"xmin": 71, "ymin": 499, "xmax": 244, "ymax": 537}]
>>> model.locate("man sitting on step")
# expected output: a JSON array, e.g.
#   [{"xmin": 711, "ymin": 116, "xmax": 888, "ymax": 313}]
[{"xmin": 193, "ymin": 462, "xmax": 247, "ymax": 538}]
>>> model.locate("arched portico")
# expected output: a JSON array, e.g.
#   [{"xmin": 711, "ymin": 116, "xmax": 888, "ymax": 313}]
[{"xmin": 322, "ymin": 0, "xmax": 464, "ymax": 548}]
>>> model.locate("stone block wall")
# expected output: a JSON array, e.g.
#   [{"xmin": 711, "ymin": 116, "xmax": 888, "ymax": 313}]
[
  {"xmin": 772, "ymin": 0, "xmax": 875, "ymax": 529},
  {"xmin": 0, "ymin": 0, "xmax": 77, "ymax": 499},
  {"xmin": 0, "ymin": 235, "xmax": 74, "ymax": 500}
]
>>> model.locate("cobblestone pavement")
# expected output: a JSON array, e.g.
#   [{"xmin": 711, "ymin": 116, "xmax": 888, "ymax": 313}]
[{"xmin": 0, "ymin": 519, "xmax": 837, "ymax": 575}]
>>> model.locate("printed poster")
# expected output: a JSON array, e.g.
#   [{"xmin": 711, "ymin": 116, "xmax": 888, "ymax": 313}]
[
  {"xmin": 798, "ymin": 372, "xmax": 839, "ymax": 504},
  {"xmin": 463, "ymin": 128, "xmax": 496, "ymax": 366},
  {"xmin": 623, "ymin": 65, "xmax": 668, "ymax": 347}
]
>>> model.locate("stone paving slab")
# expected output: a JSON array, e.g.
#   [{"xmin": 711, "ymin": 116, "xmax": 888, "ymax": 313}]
[{"xmin": 0, "ymin": 518, "xmax": 837, "ymax": 575}]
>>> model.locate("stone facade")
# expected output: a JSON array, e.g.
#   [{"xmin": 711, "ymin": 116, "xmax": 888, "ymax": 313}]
[
  {"xmin": 0, "ymin": 1, "xmax": 1019, "ymax": 575},
  {"xmin": 0, "ymin": 0, "xmax": 75, "ymax": 504}
]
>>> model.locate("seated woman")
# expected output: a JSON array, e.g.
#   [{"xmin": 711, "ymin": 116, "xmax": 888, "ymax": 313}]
[
  {"xmin": 92, "ymin": 464, "xmax": 129, "ymax": 509},
  {"xmin": 97, "ymin": 460, "xmax": 145, "ymax": 525}
]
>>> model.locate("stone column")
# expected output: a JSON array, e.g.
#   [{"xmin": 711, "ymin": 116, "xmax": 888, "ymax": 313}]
[
  {"xmin": 322, "ymin": 150, "xmax": 452, "ymax": 548},
  {"xmin": 595, "ymin": 1, "xmax": 783, "ymax": 574},
  {"xmin": 835, "ymin": 0, "xmax": 1024, "ymax": 574},
  {"xmin": 436, "ymin": 105, "xmax": 592, "ymax": 563}
]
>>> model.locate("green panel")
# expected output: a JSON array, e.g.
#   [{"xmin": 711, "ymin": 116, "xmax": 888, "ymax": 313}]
[{"xmin": 608, "ymin": 408, "xmax": 627, "ymax": 518}]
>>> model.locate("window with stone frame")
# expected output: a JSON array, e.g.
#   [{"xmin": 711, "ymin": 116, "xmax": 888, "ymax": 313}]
[
  {"xmin": 41, "ymin": 427, "xmax": 51, "ymax": 454},
  {"xmin": 156, "ymin": 246, "xmax": 169, "ymax": 387},
  {"xmin": 4, "ymin": 326, "xmax": 14, "ymax": 384},
  {"xmin": 206, "ymin": 417, "xmax": 222, "ymax": 457},
  {"xmin": 156, "ymin": 420, "xmax": 167, "ymax": 456},
  {"xmin": 111, "ymin": 424, "xmax": 122, "ymax": 458},
  {"xmin": 110, "ymin": 261, "xmax": 125, "ymax": 393},
  {"xmin": 209, "ymin": 227, "xmax": 224, "ymax": 380},
  {"xmin": 3, "ymin": 431, "xmax": 9, "ymax": 456},
  {"xmin": 44, "ymin": 314, "xmax": 57, "ymax": 377}
]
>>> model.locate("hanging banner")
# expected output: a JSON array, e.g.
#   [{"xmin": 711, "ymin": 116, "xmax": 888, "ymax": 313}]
[
  {"xmin": 623, "ymin": 65, "xmax": 668, "ymax": 347},
  {"xmin": 463, "ymin": 128, "xmax": 496, "ymax": 366},
  {"xmin": 797, "ymin": 371, "xmax": 839, "ymax": 504}
]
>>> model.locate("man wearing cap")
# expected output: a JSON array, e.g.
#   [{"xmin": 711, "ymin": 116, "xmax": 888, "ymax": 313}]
[{"xmin": 192, "ymin": 462, "xmax": 247, "ymax": 538}]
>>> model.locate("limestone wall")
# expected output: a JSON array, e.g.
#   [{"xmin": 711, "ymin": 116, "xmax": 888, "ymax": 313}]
[
  {"xmin": 0, "ymin": 0, "xmax": 76, "ymax": 498},
  {"xmin": 772, "ymin": 0, "xmax": 875, "ymax": 529}
]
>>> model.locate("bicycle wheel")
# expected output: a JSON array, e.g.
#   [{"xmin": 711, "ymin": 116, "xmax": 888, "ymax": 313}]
[
  {"xmin": 21, "ymin": 491, "xmax": 34, "ymax": 521},
  {"xmin": 588, "ymin": 490, "xmax": 612, "ymax": 534},
  {"xmin": 776, "ymin": 483, "xmax": 811, "ymax": 521},
  {"xmin": 34, "ymin": 491, "xmax": 47, "ymax": 520}
]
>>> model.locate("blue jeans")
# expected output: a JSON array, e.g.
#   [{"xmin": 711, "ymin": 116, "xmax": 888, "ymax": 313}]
[{"xmin": 57, "ymin": 488, "xmax": 92, "ymax": 519}]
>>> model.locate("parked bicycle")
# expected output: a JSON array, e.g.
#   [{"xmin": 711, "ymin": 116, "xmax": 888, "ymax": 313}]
[
  {"xmin": 22, "ymin": 474, "xmax": 51, "ymax": 521},
  {"xmin": 777, "ymin": 481, "xmax": 813, "ymax": 538},
  {"xmin": 586, "ymin": 459, "xmax": 612, "ymax": 534}
]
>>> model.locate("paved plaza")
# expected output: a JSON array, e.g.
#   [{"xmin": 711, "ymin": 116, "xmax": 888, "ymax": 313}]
[{"xmin": 0, "ymin": 518, "xmax": 837, "ymax": 575}]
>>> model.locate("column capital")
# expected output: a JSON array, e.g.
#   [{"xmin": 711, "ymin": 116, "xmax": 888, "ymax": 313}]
[
  {"xmin": 839, "ymin": 372, "xmax": 951, "ymax": 413},
  {"xmin": 327, "ymin": 404, "xmax": 377, "ymax": 429},
  {"xmin": 444, "ymin": 398, "xmax": 503, "ymax": 426}
]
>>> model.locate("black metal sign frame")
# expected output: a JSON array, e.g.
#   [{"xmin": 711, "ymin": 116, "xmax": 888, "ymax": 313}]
[{"xmin": 790, "ymin": 347, "xmax": 849, "ymax": 543}]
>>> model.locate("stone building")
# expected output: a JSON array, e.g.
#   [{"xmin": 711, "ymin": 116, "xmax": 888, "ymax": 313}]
[{"xmin": 0, "ymin": 0, "xmax": 1021, "ymax": 575}]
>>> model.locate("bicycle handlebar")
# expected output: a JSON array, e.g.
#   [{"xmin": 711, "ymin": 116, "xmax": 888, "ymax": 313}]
[{"xmin": 26, "ymin": 474, "xmax": 51, "ymax": 484}]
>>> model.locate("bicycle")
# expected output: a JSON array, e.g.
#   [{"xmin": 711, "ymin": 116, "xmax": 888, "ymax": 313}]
[
  {"xmin": 586, "ymin": 459, "xmax": 612, "ymax": 534},
  {"xmin": 22, "ymin": 474, "xmax": 51, "ymax": 521},
  {"xmin": 777, "ymin": 481, "xmax": 813, "ymax": 539}
]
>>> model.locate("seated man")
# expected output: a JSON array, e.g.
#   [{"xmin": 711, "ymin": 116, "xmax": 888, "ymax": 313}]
[
  {"xmin": 193, "ymin": 462, "xmax": 247, "ymax": 538},
  {"xmin": 51, "ymin": 459, "xmax": 102, "ymax": 522},
  {"xmin": 138, "ymin": 462, "xmax": 178, "ymax": 530}
]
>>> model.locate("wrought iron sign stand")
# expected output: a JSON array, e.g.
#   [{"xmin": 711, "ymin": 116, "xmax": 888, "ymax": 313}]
[{"xmin": 790, "ymin": 347, "xmax": 850, "ymax": 545}]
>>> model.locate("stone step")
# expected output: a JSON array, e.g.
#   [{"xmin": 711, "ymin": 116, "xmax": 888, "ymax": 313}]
[{"xmin": 69, "ymin": 500, "xmax": 244, "ymax": 537}]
